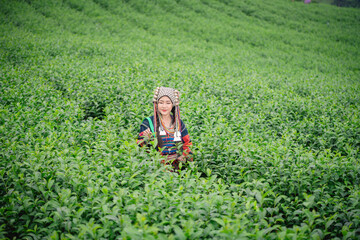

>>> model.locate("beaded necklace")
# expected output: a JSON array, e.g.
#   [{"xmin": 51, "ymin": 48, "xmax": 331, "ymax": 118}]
[{"xmin": 160, "ymin": 115, "xmax": 175, "ymax": 134}]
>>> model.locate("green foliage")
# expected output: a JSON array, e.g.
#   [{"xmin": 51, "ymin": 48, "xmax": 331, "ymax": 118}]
[
  {"xmin": 334, "ymin": 0, "xmax": 360, "ymax": 7},
  {"xmin": 1, "ymin": 0, "xmax": 359, "ymax": 239}
]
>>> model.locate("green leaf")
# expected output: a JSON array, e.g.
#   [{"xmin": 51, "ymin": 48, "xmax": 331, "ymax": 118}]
[{"xmin": 173, "ymin": 225, "xmax": 186, "ymax": 240}]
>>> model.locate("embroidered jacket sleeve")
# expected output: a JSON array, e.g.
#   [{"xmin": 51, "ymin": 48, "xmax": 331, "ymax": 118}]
[
  {"xmin": 137, "ymin": 117, "xmax": 153, "ymax": 147},
  {"xmin": 180, "ymin": 119, "xmax": 193, "ymax": 161}
]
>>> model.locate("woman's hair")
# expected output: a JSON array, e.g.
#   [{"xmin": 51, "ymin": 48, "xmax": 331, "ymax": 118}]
[
  {"xmin": 153, "ymin": 87, "xmax": 182, "ymax": 148},
  {"xmin": 155, "ymin": 114, "xmax": 163, "ymax": 149}
]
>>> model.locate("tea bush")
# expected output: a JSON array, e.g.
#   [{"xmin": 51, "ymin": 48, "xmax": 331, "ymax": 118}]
[{"xmin": 1, "ymin": 0, "xmax": 359, "ymax": 239}]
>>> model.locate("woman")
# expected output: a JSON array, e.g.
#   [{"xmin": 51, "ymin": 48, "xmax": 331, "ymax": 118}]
[{"xmin": 137, "ymin": 87, "xmax": 193, "ymax": 170}]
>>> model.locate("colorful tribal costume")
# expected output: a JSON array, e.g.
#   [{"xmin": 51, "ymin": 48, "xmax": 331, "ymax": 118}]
[{"xmin": 137, "ymin": 87, "xmax": 193, "ymax": 169}]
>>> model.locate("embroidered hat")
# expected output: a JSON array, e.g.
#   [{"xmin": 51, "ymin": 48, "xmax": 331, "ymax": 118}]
[{"xmin": 153, "ymin": 87, "xmax": 180, "ymax": 105}]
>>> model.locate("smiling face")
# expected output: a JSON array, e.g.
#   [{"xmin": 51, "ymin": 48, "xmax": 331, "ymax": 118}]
[{"xmin": 158, "ymin": 96, "xmax": 173, "ymax": 117}]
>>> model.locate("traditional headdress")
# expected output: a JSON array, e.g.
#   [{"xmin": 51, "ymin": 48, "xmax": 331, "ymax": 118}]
[{"xmin": 153, "ymin": 87, "xmax": 181, "ymax": 141}]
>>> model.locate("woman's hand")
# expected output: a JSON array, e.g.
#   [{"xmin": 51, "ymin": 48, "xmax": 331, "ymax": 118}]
[
  {"xmin": 177, "ymin": 155, "xmax": 186, "ymax": 162},
  {"xmin": 143, "ymin": 128, "xmax": 152, "ymax": 139}
]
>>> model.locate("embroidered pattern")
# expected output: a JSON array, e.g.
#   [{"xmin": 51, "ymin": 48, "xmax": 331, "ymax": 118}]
[{"xmin": 157, "ymin": 87, "xmax": 176, "ymax": 104}]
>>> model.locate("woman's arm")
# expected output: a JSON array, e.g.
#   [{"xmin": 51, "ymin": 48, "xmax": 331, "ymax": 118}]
[
  {"xmin": 137, "ymin": 118, "xmax": 153, "ymax": 147},
  {"xmin": 180, "ymin": 120, "xmax": 193, "ymax": 161}
]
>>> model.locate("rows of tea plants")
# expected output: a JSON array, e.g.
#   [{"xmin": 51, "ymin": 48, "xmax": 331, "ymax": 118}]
[{"xmin": 1, "ymin": 0, "xmax": 359, "ymax": 239}]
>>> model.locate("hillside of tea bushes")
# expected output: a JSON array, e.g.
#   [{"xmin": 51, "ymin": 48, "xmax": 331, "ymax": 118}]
[{"xmin": 1, "ymin": 0, "xmax": 360, "ymax": 239}]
